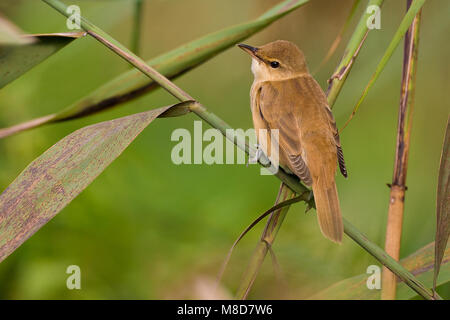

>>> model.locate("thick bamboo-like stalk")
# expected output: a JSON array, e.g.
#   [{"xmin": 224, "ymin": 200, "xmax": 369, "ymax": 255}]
[
  {"xmin": 381, "ymin": 1, "xmax": 422, "ymax": 300},
  {"xmin": 42, "ymin": 0, "xmax": 440, "ymax": 300}
]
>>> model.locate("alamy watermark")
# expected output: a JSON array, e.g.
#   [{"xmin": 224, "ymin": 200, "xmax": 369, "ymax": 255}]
[
  {"xmin": 66, "ymin": 5, "xmax": 81, "ymax": 30},
  {"xmin": 170, "ymin": 121, "xmax": 279, "ymax": 175},
  {"xmin": 366, "ymin": 5, "xmax": 381, "ymax": 30},
  {"xmin": 366, "ymin": 265, "xmax": 381, "ymax": 290},
  {"xmin": 66, "ymin": 265, "xmax": 81, "ymax": 290}
]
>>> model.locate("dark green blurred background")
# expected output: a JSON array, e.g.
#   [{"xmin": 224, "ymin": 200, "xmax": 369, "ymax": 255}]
[{"xmin": 0, "ymin": 0, "xmax": 448, "ymax": 299}]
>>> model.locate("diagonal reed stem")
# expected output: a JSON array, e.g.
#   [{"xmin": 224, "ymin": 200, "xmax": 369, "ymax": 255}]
[
  {"xmin": 42, "ymin": 0, "xmax": 440, "ymax": 300},
  {"xmin": 340, "ymin": 0, "xmax": 425, "ymax": 131},
  {"xmin": 381, "ymin": 1, "xmax": 422, "ymax": 300},
  {"xmin": 326, "ymin": 0, "xmax": 385, "ymax": 107}
]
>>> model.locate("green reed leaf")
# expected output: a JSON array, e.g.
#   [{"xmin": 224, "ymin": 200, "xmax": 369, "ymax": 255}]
[
  {"xmin": 0, "ymin": 32, "xmax": 84, "ymax": 89},
  {"xmin": 434, "ymin": 117, "xmax": 450, "ymax": 291},
  {"xmin": 341, "ymin": 0, "xmax": 425, "ymax": 130}
]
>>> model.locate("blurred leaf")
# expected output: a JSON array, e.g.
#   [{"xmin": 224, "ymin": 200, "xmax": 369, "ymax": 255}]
[
  {"xmin": 341, "ymin": 0, "xmax": 425, "ymax": 130},
  {"xmin": 0, "ymin": 32, "xmax": 85, "ymax": 89},
  {"xmin": 0, "ymin": 0, "xmax": 309, "ymax": 138},
  {"xmin": 0, "ymin": 14, "xmax": 35, "ymax": 45},
  {"xmin": 310, "ymin": 242, "xmax": 450, "ymax": 300},
  {"xmin": 434, "ymin": 117, "xmax": 450, "ymax": 291},
  {"xmin": 0, "ymin": 101, "xmax": 195, "ymax": 263}
]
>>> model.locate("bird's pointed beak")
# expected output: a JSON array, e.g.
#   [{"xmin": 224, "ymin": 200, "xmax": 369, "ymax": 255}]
[{"xmin": 238, "ymin": 43, "xmax": 259, "ymax": 57}]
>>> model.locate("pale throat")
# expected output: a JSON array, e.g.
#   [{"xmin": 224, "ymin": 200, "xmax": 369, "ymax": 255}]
[{"xmin": 251, "ymin": 59, "xmax": 271, "ymax": 82}]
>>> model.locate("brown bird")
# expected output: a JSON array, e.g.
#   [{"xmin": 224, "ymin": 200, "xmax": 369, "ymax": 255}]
[{"xmin": 238, "ymin": 40, "xmax": 347, "ymax": 243}]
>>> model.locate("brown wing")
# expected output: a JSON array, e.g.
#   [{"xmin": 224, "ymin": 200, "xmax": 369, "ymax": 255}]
[
  {"xmin": 256, "ymin": 77, "xmax": 344, "ymax": 242},
  {"xmin": 303, "ymin": 77, "xmax": 348, "ymax": 178},
  {"xmin": 256, "ymin": 80, "xmax": 313, "ymax": 186}
]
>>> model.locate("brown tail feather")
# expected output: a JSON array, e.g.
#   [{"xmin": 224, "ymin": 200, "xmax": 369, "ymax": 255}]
[{"xmin": 312, "ymin": 173, "xmax": 343, "ymax": 243}]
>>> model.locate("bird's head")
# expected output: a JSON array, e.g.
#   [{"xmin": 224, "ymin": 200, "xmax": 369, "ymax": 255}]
[{"xmin": 238, "ymin": 40, "xmax": 308, "ymax": 81}]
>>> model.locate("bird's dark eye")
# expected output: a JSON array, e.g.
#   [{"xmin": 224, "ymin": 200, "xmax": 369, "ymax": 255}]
[{"xmin": 270, "ymin": 61, "xmax": 280, "ymax": 68}]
